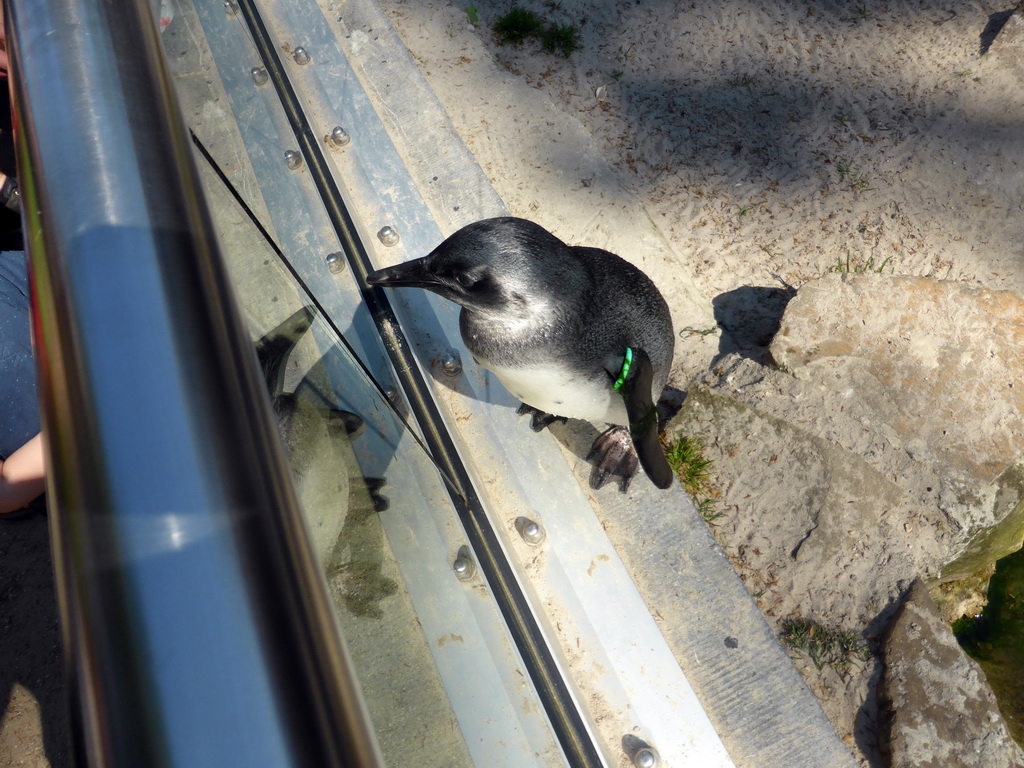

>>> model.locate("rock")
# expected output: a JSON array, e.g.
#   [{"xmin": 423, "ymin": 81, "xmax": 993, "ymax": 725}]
[
  {"xmin": 666, "ymin": 274, "xmax": 1024, "ymax": 762},
  {"xmin": 879, "ymin": 579, "xmax": 1024, "ymax": 768},
  {"xmin": 767, "ymin": 274, "xmax": 1024, "ymax": 579},
  {"xmin": 668, "ymin": 381, "xmax": 939, "ymax": 761},
  {"xmin": 670, "ymin": 384, "xmax": 940, "ymax": 629},
  {"xmin": 676, "ymin": 347, "xmax": 960, "ymax": 600}
]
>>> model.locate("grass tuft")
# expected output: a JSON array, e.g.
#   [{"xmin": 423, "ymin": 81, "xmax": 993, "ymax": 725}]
[
  {"xmin": 663, "ymin": 435, "xmax": 722, "ymax": 523},
  {"xmin": 665, "ymin": 436, "xmax": 713, "ymax": 493},
  {"xmin": 780, "ymin": 617, "xmax": 872, "ymax": 676},
  {"xmin": 494, "ymin": 6, "xmax": 544, "ymax": 46},
  {"xmin": 832, "ymin": 157, "xmax": 873, "ymax": 191},
  {"xmin": 493, "ymin": 5, "xmax": 582, "ymax": 58},
  {"xmin": 833, "ymin": 251, "xmax": 893, "ymax": 274},
  {"xmin": 541, "ymin": 23, "xmax": 581, "ymax": 57}
]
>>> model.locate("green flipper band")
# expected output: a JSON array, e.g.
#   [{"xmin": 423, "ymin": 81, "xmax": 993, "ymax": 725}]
[{"xmin": 612, "ymin": 347, "xmax": 633, "ymax": 391}]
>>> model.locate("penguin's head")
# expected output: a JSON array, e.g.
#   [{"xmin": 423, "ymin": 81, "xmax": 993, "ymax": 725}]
[{"xmin": 367, "ymin": 217, "xmax": 572, "ymax": 318}]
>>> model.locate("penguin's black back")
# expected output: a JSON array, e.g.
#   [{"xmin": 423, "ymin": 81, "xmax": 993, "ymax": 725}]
[{"xmin": 560, "ymin": 245, "xmax": 674, "ymax": 390}]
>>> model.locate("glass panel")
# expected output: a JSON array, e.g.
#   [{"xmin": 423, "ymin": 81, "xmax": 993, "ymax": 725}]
[
  {"xmin": 200, "ymin": 161, "xmax": 475, "ymax": 766},
  {"xmin": 161, "ymin": 1, "xmax": 566, "ymax": 766}
]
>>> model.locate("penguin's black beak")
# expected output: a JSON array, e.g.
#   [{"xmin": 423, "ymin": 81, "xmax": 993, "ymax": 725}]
[{"xmin": 366, "ymin": 257, "xmax": 438, "ymax": 289}]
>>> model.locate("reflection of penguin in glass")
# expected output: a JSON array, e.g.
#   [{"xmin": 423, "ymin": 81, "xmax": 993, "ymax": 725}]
[{"xmin": 368, "ymin": 217, "xmax": 675, "ymax": 491}]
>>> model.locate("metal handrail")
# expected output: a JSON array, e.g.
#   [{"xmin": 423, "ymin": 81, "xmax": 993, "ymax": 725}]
[{"xmin": 6, "ymin": 0, "xmax": 381, "ymax": 764}]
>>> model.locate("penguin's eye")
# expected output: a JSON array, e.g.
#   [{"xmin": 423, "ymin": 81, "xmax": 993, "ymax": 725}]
[{"xmin": 453, "ymin": 271, "xmax": 477, "ymax": 288}]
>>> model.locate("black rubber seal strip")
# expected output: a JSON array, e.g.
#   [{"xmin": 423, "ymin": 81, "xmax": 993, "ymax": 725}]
[{"xmin": 234, "ymin": 2, "xmax": 604, "ymax": 765}]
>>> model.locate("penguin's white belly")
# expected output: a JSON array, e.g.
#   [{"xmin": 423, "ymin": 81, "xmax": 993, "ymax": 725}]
[{"xmin": 482, "ymin": 361, "xmax": 628, "ymax": 425}]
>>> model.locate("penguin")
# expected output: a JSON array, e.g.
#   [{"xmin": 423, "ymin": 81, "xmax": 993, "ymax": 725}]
[{"xmin": 367, "ymin": 217, "xmax": 675, "ymax": 491}]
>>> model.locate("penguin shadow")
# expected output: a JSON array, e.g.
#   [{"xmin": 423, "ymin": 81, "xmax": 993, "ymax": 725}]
[
  {"xmin": 711, "ymin": 284, "xmax": 797, "ymax": 363},
  {"xmin": 980, "ymin": 5, "xmax": 1021, "ymax": 55},
  {"xmin": 255, "ymin": 307, "xmax": 396, "ymax": 619}
]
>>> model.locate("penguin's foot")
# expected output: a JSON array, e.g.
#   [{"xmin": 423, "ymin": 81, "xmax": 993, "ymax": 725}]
[
  {"xmin": 346, "ymin": 476, "xmax": 390, "ymax": 518},
  {"xmin": 517, "ymin": 403, "xmax": 569, "ymax": 432},
  {"xmin": 586, "ymin": 426, "xmax": 639, "ymax": 493},
  {"xmin": 322, "ymin": 408, "xmax": 365, "ymax": 440},
  {"xmin": 363, "ymin": 476, "xmax": 390, "ymax": 513}
]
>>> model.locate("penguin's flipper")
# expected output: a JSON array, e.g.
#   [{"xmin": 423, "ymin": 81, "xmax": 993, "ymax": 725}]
[
  {"xmin": 617, "ymin": 347, "xmax": 674, "ymax": 490},
  {"xmin": 517, "ymin": 403, "xmax": 569, "ymax": 432},
  {"xmin": 587, "ymin": 426, "xmax": 639, "ymax": 492}
]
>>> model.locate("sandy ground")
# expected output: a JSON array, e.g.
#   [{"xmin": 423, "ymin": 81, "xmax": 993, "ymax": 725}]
[{"xmin": 376, "ymin": 0, "xmax": 1024, "ymax": 380}]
